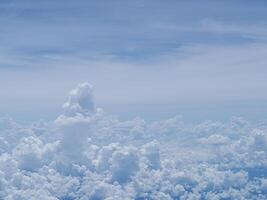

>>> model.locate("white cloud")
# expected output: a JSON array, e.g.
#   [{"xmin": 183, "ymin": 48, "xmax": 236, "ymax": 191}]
[
  {"xmin": 0, "ymin": 83, "xmax": 266, "ymax": 199},
  {"xmin": 62, "ymin": 82, "xmax": 96, "ymax": 117}
]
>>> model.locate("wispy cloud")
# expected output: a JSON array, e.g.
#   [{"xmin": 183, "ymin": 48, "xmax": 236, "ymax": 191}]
[{"xmin": 1, "ymin": 0, "xmax": 267, "ymax": 67}]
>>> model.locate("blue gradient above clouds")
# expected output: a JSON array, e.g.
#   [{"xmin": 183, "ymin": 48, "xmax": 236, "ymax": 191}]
[
  {"xmin": 0, "ymin": 0, "xmax": 267, "ymax": 121},
  {"xmin": 0, "ymin": 0, "xmax": 267, "ymax": 62}
]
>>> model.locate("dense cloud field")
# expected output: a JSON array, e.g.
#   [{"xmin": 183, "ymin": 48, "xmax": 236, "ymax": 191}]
[{"xmin": 0, "ymin": 83, "xmax": 267, "ymax": 200}]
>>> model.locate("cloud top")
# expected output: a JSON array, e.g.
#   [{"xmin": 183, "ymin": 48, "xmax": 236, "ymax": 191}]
[{"xmin": 63, "ymin": 82, "xmax": 96, "ymax": 117}]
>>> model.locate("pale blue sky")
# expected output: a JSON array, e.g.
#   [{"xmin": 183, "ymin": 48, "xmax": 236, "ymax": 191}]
[{"xmin": 0, "ymin": 0, "xmax": 267, "ymax": 122}]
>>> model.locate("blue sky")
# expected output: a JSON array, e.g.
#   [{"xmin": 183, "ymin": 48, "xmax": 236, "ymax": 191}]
[{"xmin": 0, "ymin": 0, "xmax": 267, "ymax": 122}]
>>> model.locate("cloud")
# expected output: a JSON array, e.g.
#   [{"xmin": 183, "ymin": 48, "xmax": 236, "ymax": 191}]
[
  {"xmin": 62, "ymin": 82, "xmax": 96, "ymax": 117},
  {"xmin": 198, "ymin": 134, "xmax": 230, "ymax": 145},
  {"xmin": 0, "ymin": 83, "xmax": 266, "ymax": 199}
]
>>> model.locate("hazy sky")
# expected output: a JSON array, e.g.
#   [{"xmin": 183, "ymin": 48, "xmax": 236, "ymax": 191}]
[{"xmin": 1, "ymin": 0, "xmax": 267, "ymax": 122}]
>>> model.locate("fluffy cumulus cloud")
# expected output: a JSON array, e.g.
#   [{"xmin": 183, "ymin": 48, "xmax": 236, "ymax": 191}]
[{"xmin": 0, "ymin": 83, "xmax": 267, "ymax": 199}]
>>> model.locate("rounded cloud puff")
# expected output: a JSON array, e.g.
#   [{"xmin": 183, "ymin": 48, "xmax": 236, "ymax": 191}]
[{"xmin": 63, "ymin": 82, "xmax": 96, "ymax": 117}]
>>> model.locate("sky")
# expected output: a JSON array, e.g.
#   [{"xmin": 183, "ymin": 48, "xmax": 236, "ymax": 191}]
[
  {"xmin": 0, "ymin": 0, "xmax": 267, "ymax": 122},
  {"xmin": 1, "ymin": 2, "xmax": 267, "ymax": 199}
]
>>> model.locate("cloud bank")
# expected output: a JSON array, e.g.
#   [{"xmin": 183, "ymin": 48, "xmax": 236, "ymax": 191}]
[{"xmin": 0, "ymin": 83, "xmax": 267, "ymax": 199}]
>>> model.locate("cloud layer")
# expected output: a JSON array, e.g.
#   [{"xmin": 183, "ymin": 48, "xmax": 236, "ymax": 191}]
[{"xmin": 0, "ymin": 83, "xmax": 267, "ymax": 199}]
